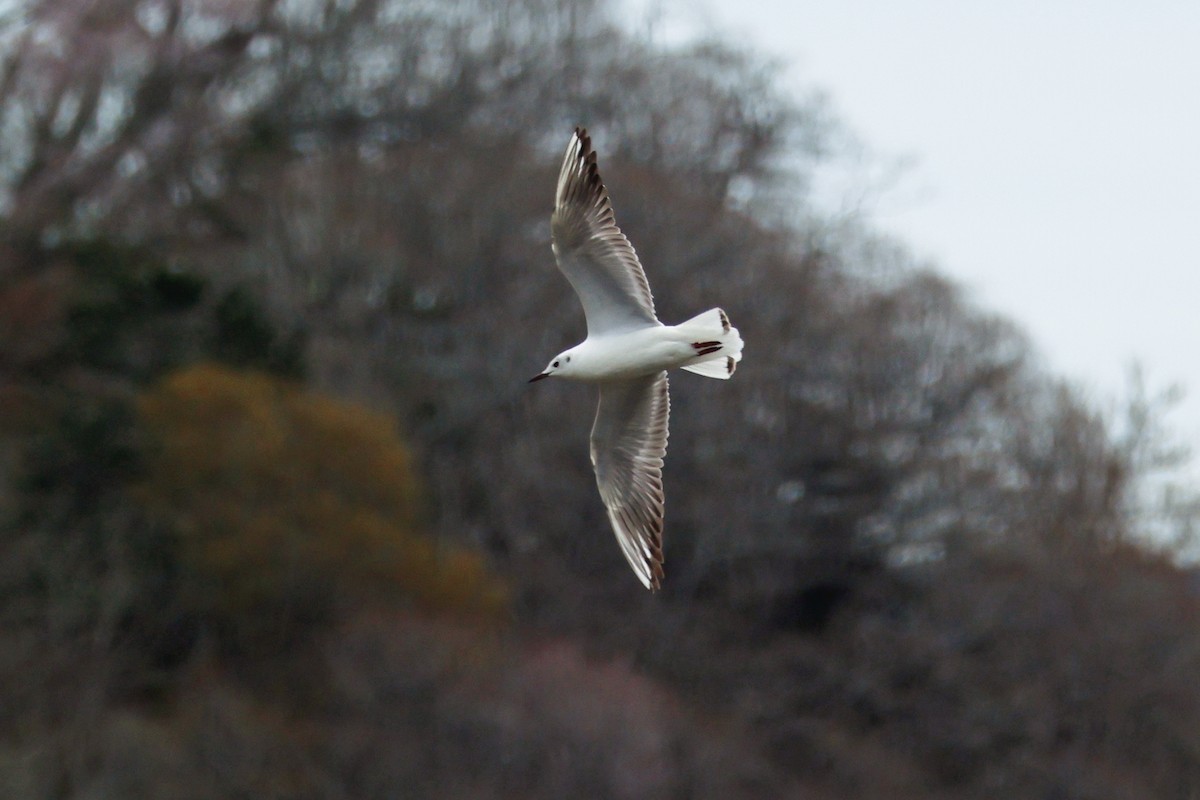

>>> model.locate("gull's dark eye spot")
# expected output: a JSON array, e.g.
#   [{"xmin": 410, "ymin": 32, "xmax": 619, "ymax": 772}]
[
  {"xmin": 566, "ymin": 356, "xmax": 571, "ymax": 362},
  {"xmin": 553, "ymin": 360, "xmax": 560, "ymax": 368}
]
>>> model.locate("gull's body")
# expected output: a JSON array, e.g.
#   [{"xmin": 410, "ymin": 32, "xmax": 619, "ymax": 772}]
[
  {"xmin": 531, "ymin": 128, "xmax": 744, "ymax": 590},
  {"xmin": 548, "ymin": 326, "xmax": 724, "ymax": 381}
]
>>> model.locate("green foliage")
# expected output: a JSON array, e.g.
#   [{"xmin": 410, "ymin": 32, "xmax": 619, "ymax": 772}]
[
  {"xmin": 25, "ymin": 238, "xmax": 303, "ymax": 383},
  {"xmin": 209, "ymin": 288, "xmax": 305, "ymax": 378},
  {"xmin": 20, "ymin": 397, "xmax": 139, "ymax": 509},
  {"xmin": 136, "ymin": 363, "xmax": 507, "ymax": 645},
  {"xmin": 56, "ymin": 240, "xmax": 206, "ymax": 379}
]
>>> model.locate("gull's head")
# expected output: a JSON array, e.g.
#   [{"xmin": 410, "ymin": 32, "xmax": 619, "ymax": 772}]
[{"xmin": 529, "ymin": 349, "xmax": 578, "ymax": 383}]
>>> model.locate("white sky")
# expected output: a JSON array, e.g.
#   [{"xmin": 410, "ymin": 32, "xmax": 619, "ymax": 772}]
[{"xmin": 625, "ymin": 0, "xmax": 1200, "ymax": 472}]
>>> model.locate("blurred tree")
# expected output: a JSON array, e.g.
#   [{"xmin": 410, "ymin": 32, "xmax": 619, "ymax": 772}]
[
  {"xmin": 0, "ymin": 0, "xmax": 822, "ymax": 247},
  {"xmin": 0, "ymin": 240, "xmax": 305, "ymax": 730},
  {"xmin": 3, "ymin": 1, "xmax": 1199, "ymax": 797},
  {"xmin": 0, "ymin": 0, "xmax": 280, "ymax": 244},
  {"xmin": 828, "ymin": 545, "xmax": 1200, "ymax": 799},
  {"xmin": 136, "ymin": 362, "xmax": 507, "ymax": 649}
]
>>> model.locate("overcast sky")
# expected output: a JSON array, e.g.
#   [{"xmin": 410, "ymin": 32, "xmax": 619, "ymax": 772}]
[{"xmin": 624, "ymin": 0, "xmax": 1200, "ymax": 470}]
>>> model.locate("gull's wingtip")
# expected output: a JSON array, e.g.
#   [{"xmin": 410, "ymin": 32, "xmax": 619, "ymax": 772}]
[
  {"xmin": 648, "ymin": 564, "xmax": 663, "ymax": 592},
  {"xmin": 630, "ymin": 548, "xmax": 664, "ymax": 592},
  {"xmin": 568, "ymin": 126, "xmax": 594, "ymax": 165}
]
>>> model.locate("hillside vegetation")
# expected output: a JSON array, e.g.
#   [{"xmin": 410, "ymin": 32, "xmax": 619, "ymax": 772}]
[{"xmin": 2, "ymin": 1, "xmax": 1198, "ymax": 797}]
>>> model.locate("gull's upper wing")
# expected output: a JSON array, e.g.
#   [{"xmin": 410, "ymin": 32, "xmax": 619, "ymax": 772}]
[
  {"xmin": 591, "ymin": 371, "xmax": 669, "ymax": 590},
  {"xmin": 552, "ymin": 128, "xmax": 658, "ymax": 336}
]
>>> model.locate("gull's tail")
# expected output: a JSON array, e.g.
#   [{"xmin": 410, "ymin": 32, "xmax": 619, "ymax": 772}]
[{"xmin": 678, "ymin": 308, "xmax": 743, "ymax": 380}]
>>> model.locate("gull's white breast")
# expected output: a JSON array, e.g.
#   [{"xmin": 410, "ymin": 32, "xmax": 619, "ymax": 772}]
[{"xmin": 571, "ymin": 326, "xmax": 697, "ymax": 381}]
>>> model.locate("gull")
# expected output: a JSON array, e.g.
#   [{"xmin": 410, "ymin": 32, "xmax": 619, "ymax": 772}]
[{"xmin": 529, "ymin": 128, "xmax": 744, "ymax": 590}]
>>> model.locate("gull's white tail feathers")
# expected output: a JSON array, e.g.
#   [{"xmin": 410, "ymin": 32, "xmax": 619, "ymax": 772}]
[{"xmin": 678, "ymin": 307, "xmax": 743, "ymax": 380}]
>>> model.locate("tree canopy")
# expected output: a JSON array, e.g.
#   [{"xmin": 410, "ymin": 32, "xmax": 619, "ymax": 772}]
[{"xmin": 1, "ymin": 1, "xmax": 1197, "ymax": 798}]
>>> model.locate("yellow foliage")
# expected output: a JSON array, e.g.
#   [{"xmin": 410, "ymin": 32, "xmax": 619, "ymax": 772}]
[{"xmin": 136, "ymin": 363, "xmax": 506, "ymax": 628}]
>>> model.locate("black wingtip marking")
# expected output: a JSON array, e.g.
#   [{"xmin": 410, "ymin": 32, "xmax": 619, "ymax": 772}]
[
  {"xmin": 649, "ymin": 560, "xmax": 665, "ymax": 591},
  {"xmin": 718, "ymin": 308, "xmax": 731, "ymax": 333},
  {"xmin": 573, "ymin": 127, "xmax": 605, "ymax": 195},
  {"xmin": 727, "ymin": 356, "xmax": 736, "ymax": 376}
]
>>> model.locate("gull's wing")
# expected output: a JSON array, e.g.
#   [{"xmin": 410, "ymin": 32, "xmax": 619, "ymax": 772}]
[
  {"xmin": 591, "ymin": 372, "xmax": 669, "ymax": 590},
  {"xmin": 552, "ymin": 128, "xmax": 659, "ymax": 336}
]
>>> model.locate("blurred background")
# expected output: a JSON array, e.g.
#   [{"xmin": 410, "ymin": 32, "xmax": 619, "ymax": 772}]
[
  {"xmin": 634, "ymin": 0, "xmax": 1200, "ymax": 471},
  {"xmin": 1, "ymin": 1, "xmax": 1198, "ymax": 798}
]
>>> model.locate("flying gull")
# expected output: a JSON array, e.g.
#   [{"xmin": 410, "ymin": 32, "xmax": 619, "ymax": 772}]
[{"xmin": 529, "ymin": 128, "xmax": 744, "ymax": 590}]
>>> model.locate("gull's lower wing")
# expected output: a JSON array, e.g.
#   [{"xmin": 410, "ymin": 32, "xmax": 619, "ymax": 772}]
[
  {"xmin": 590, "ymin": 371, "xmax": 669, "ymax": 590},
  {"xmin": 552, "ymin": 128, "xmax": 659, "ymax": 336}
]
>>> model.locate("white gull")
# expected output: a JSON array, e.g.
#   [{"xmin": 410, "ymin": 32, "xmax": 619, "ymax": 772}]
[{"xmin": 529, "ymin": 128, "xmax": 744, "ymax": 590}]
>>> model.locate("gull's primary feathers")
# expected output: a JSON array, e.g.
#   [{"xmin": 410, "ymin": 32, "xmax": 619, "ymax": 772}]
[
  {"xmin": 550, "ymin": 129, "xmax": 658, "ymax": 335},
  {"xmin": 531, "ymin": 128, "xmax": 744, "ymax": 590}
]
